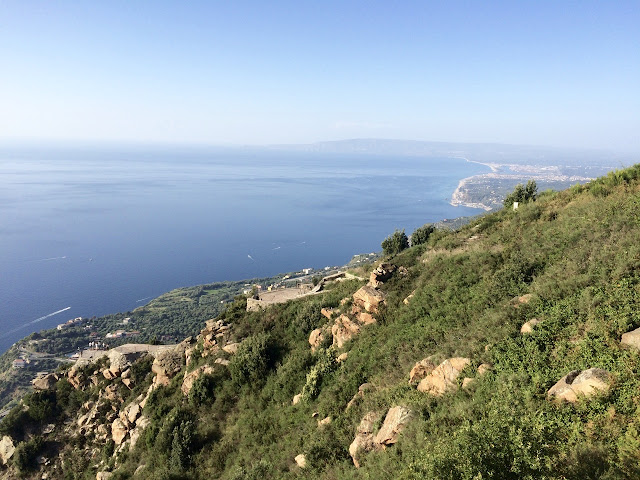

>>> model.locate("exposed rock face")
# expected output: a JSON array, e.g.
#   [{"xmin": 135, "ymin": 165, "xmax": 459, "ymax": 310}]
[
  {"xmin": 321, "ymin": 308, "xmax": 334, "ymax": 320},
  {"xmin": 369, "ymin": 263, "xmax": 397, "ymax": 288},
  {"xmin": 96, "ymin": 472, "xmax": 113, "ymax": 480},
  {"xmin": 477, "ymin": 363, "xmax": 493, "ymax": 375},
  {"xmin": 309, "ymin": 328, "xmax": 326, "ymax": 353},
  {"xmin": 181, "ymin": 365, "xmax": 215, "ymax": 396},
  {"xmin": 111, "ymin": 418, "xmax": 128, "ymax": 445},
  {"xmin": 294, "ymin": 453, "xmax": 307, "ymax": 468},
  {"xmin": 373, "ymin": 406, "xmax": 413, "ymax": 447},
  {"xmin": 292, "ymin": 393, "xmax": 303, "ymax": 405},
  {"xmin": 417, "ymin": 357, "xmax": 471, "ymax": 395},
  {"xmin": 355, "ymin": 311, "xmax": 376, "ymax": 325},
  {"xmin": 547, "ymin": 368, "xmax": 612, "ymax": 403},
  {"xmin": 352, "ymin": 286, "xmax": 386, "ymax": 314},
  {"xmin": 152, "ymin": 347, "xmax": 184, "ymax": 386},
  {"xmin": 67, "ymin": 365, "xmax": 85, "ymax": 390},
  {"xmin": 409, "ymin": 358, "xmax": 436, "ymax": 385},
  {"xmin": 521, "ymin": 318, "xmax": 542, "ymax": 334},
  {"xmin": 129, "ymin": 416, "xmax": 150, "ymax": 448},
  {"xmin": 349, "ymin": 411, "xmax": 382, "ymax": 468},
  {"xmin": 32, "ymin": 373, "xmax": 59, "ymax": 390},
  {"xmin": 337, "ymin": 352, "xmax": 349, "ymax": 363},
  {"xmin": 200, "ymin": 319, "xmax": 232, "ymax": 356},
  {"xmin": 222, "ymin": 342, "xmax": 240, "ymax": 354},
  {"xmin": 621, "ymin": 327, "xmax": 640, "ymax": 350},
  {"xmin": 403, "ymin": 291, "xmax": 416, "ymax": 305},
  {"xmin": 0, "ymin": 436, "xmax": 15, "ymax": 465},
  {"xmin": 331, "ymin": 315, "xmax": 361, "ymax": 348}
]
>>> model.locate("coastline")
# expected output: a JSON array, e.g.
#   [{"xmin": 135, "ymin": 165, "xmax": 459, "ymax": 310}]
[{"xmin": 449, "ymin": 156, "xmax": 499, "ymax": 211}]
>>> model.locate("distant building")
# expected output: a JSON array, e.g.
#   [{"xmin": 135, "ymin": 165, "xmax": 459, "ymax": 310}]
[{"xmin": 12, "ymin": 359, "xmax": 26, "ymax": 368}]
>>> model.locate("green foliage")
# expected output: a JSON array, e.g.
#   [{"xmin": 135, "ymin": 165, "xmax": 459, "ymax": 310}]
[
  {"xmin": 503, "ymin": 179, "xmax": 538, "ymax": 207},
  {"xmin": 381, "ymin": 229, "xmax": 409, "ymax": 255},
  {"xmin": 410, "ymin": 223, "xmax": 435, "ymax": 246},
  {"xmin": 228, "ymin": 333, "xmax": 276, "ymax": 386},
  {"xmin": 300, "ymin": 348, "xmax": 338, "ymax": 400},
  {"xmin": 13, "ymin": 436, "xmax": 44, "ymax": 473}
]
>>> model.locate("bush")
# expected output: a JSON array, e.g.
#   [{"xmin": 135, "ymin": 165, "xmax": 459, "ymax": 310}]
[
  {"xmin": 382, "ymin": 229, "xmax": 409, "ymax": 255},
  {"xmin": 228, "ymin": 333, "xmax": 276, "ymax": 386},
  {"xmin": 13, "ymin": 436, "xmax": 44, "ymax": 473},
  {"xmin": 410, "ymin": 224, "xmax": 435, "ymax": 246},
  {"xmin": 504, "ymin": 180, "xmax": 537, "ymax": 207}
]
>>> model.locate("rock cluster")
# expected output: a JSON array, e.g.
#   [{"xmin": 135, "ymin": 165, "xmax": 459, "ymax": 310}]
[{"xmin": 417, "ymin": 357, "xmax": 471, "ymax": 395}]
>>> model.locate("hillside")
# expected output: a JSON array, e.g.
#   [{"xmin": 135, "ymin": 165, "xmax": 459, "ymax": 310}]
[{"xmin": 2, "ymin": 165, "xmax": 640, "ymax": 479}]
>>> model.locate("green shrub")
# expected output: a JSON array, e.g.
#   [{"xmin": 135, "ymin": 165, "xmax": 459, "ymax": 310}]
[
  {"xmin": 382, "ymin": 229, "xmax": 409, "ymax": 255},
  {"xmin": 410, "ymin": 224, "xmax": 435, "ymax": 246},
  {"xmin": 228, "ymin": 333, "xmax": 276, "ymax": 386},
  {"xmin": 13, "ymin": 436, "xmax": 44, "ymax": 473},
  {"xmin": 504, "ymin": 180, "xmax": 538, "ymax": 207}
]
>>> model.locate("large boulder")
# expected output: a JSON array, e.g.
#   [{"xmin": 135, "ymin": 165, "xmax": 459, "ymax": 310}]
[
  {"xmin": 621, "ymin": 327, "xmax": 640, "ymax": 350},
  {"xmin": 349, "ymin": 411, "xmax": 382, "ymax": 468},
  {"xmin": 373, "ymin": 406, "xmax": 413, "ymax": 447},
  {"xmin": 181, "ymin": 365, "xmax": 215, "ymax": 396},
  {"xmin": 547, "ymin": 368, "xmax": 612, "ymax": 403},
  {"xmin": 130, "ymin": 416, "xmax": 150, "ymax": 448},
  {"xmin": 294, "ymin": 453, "xmax": 307, "ymax": 468},
  {"xmin": 369, "ymin": 263, "xmax": 397, "ymax": 288},
  {"xmin": 152, "ymin": 348, "xmax": 184, "ymax": 386},
  {"xmin": 408, "ymin": 358, "xmax": 436, "ymax": 384},
  {"xmin": 32, "ymin": 373, "xmax": 59, "ymax": 390},
  {"xmin": 417, "ymin": 357, "xmax": 471, "ymax": 396},
  {"xmin": 0, "ymin": 436, "xmax": 15, "ymax": 465},
  {"xmin": 331, "ymin": 315, "xmax": 361, "ymax": 348},
  {"xmin": 111, "ymin": 418, "xmax": 129, "ymax": 445},
  {"xmin": 352, "ymin": 286, "xmax": 386, "ymax": 314},
  {"xmin": 96, "ymin": 473, "xmax": 113, "ymax": 480},
  {"xmin": 309, "ymin": 328, "xmax": 326, "ymax": 353}
]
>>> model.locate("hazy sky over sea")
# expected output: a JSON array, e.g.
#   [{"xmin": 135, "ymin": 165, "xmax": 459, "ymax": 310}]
[{"xmin": 1, "ymin": 1, "xmax": 638, "ymax": 151}]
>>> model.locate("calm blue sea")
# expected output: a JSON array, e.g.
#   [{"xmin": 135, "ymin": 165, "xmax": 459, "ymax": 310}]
[{"xmin": 0, "ymin": 145, "xmax": 489, "ymax": 352}]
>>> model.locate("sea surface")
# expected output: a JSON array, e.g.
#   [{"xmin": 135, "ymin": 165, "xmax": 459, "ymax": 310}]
[{"xmin": 0, "ymin": 144, "xmax": 489, "ymax": 353}]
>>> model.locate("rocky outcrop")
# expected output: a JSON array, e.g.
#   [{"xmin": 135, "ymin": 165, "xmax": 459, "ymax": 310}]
[
  {"xmin": 321, "ymin": 308, "xmax": 334, "ymax": 320},
  {"xmin": 409, "ymin": 358, "xmax": 436, "ymax": 384},
  {"xmin": 292, "ymin": 393, "xmax": 303, "ymax": 405},
  {"xmin": 373, "ymin": 406, "xmax": 413, "ymax": 447},
  {"xmin": 403, "ymin": 291, "xmax": 416, "ymax": 305},
  {"xmin": 369, "ymin": 263, "xmax": 397, "ymax": 288},
  {"xmin": 129, "ymin": 416, "xmax": 150, "ymax": 448},
  {"xmin": 111, "ymin": 418, "xmax": 128, "ymax": 445},
  {"xmin": 417, "ymin": 357, "xmax": 471, "ymax": 395},
  {"xmin": 222, "ymin": 342, "xmax": 240, "ymax": 354},
  {"xmin": 0, "ymin": 436, "xmax": 15, "ymax": 465},
  {"xmin": 352, "ymin": 286, "xmax": 386, "ymax": 314},
  {"xmin": 152, "ymin": 347, "xmax": 184, "ymax": 386},
  {"xmin": 521, "ymin": 318, "xmax": 542, "ymax": 334},
  {"xmin": 181, "ymin": 365, "xmax": 215, "ymax": 396},
  {"xmin": 96, "ymin": 472, "xmax": 113, "ymax": 480},
  {"xmin": 349, "ymin": 411, "xmax": 382, "ymax": 468},
  {"xmin": 346, "ymin": 383, "xmax": 375, "ymax": 410},
  {"xmin": 621, "ymin": 327, "xmax": 640, "ymax": 350},
  {"xmin": 547, "ymin": 368, "xmax": 612, "ymax": 403},
  {"xmin": 32, "ymin": 373, "xmax": 59, "ymax": 390},
  {"xmin": 309, "ymin": 328, "xmax": 326, "ymax": 353},
  {"xmin": 331, "ymin": 315, "xmax": 361, "ymax": 348},
  {"xmin": 200, "ymin": 319, "xmax": 233, "ymax": 357}
]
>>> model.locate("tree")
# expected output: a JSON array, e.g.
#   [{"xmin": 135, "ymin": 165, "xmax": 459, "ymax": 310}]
[
  {"xmin": 503, "ymin": 180, "xmax": 537, "ymax": 208},
  {"xmin": 381, "ymin": 229, "xmax": 409, "ymax": 255},
  {"xmin": 410, "ymin": 223, "xmax": 435, "ymax": 246}
]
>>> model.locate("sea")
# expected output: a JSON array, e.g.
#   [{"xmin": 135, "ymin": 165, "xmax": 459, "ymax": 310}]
[{"xmin": 0, "ymin": 144, "xmax": 489, "ymax": 353}]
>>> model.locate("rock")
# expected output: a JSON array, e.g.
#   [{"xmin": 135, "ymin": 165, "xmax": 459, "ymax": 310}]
[
  {"xmin": 462, "ymin": 377, "xmax": 475, "ymax": 389},
  {"xmin": 337, "ymin": 352, "xmax": 349, "ymax": 363},
  {"xmin": 96, "ymin": 472, "xmax": 113, "ymax": 480},
  {"xmin": 309, "ymin": 328, "xmax": 326, "ymax": 353},
  {"xmin": 514, "ymin": 293, "xmax": 533, "ymax": 307},
  {"xmin": 122, "ymin": 378, "xmax": 133, "ymax": 389},
  {"xmin": 547, "ymin": 368, "xmax": 612, "ymax": 403},
  {"xmin": 369, "ymin": 263, "xmax": 397, "ymax": 288},
  {"xmin": 374, "ymin": 406, "xmax": 413, "ymax": 447},
  {"xmin": 349, "ymin": 411, "xmax": 382, "ymax": 468},
  {"xmin": 521, "ymin": 318, "xmax": 542, "ymax": 334},
  {"xmin": 331, "ymin": 315, "xmax": 361, "ymax": 348},
  {"xmin": 417, "ymin": 357, "xmax": 471, "ymax": 396},
  {"xmin": 111, "ymin": 418, "xmax": 128, "ymax": 445},
  {"xmin": 120, "ymin": 368, "xmax": 131, "ymax": 379},
  {"xmin": 32, "ymin": 373, "xmax": 58, "ymax": 390},
  {"xmin": 42, "ymin": 423, "xmax": 55, "ymax": 434},
  {"xmin": 152, "ymin": 348, "xmax": 184, "ymax": 386},
  {"xmin": 125, "ymin": 403, "xmax": 141, "ymax": 424},
  {"xmin": 292, "ymin": 393, "xmax": 303, "ymax": 405},
  {"xmin": 103, "ymin": 368, "xmax": 117, "ymax": 380},
  {"xmin": 134, "ymin": 465, "xmax": 147, "ymax": 475},
  {"xmin": 356, "ymin": 311, "xmax": 376, "ymax": 325},
  {"xmin": 408, "ymin": 358, "xmax": 436, "ymax": 384},
  {"xmin": 67, "ymin": 365, "xmax": 85, "ymax": 390},
  {"xmin": 346, "ymin": 383, "xmax": 375, "ymax": 410},
  {"xmin": 181, "ymin": 365, "xmax": 215, "ymax": 396},
  {"xmin": 0, "ymin": 436, "xmax": 15, "ymax": 465},
  {"xmin": 318, "ymin": 416, "xmax": 332, "ymax": 427},
  {"xmin": 353, "ymin": 286, "xmax": 386, "ymax": 314},
  {"xmin": 321, "ymin": 307, "xmax": 334, "ymax": 319},
  {"xmin": 403, "ymin": 291, "xmax": 416, "ymax": 305},
  {"xmin": 621, "ymin": 327, "xmax": 640, "ymax": 350},
  {"xmin": 214, "ymin": 358, "xmax": 230, "ymax": 366},
  {"xmin": 477, "ymin": 363, "xmax": 492, "ymax": 375},
  {"xmin": 222, "ymin": 342, "xmax": 240, "ymax": 354},
  {"xmin": 130, "ymin": 416, "xmax": 150, "ymax": 448},
  {"xmin": 294, "ymin": 453, "xmax": 307, "ymax": 468},
  {"xmin": 340, "ymin": 297, "xmax": 350, "ymax": 306}
]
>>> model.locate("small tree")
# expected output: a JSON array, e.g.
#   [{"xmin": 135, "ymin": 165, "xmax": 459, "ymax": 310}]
[
  {"xmin": 381, "ymin": 229, "xmax": 409, "ymax": 255},
  {"xmin": 410, "ymin": 223, "xmax": 435, "ymax": 246},
  {"xmin": 503, "ymin": 180, "xmax": 538, "ymax": 208}
]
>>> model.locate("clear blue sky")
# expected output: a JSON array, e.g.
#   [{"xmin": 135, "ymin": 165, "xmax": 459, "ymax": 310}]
[{"xmin": 1, "ymin": 1, "xmax": 638, "ymax": 151}]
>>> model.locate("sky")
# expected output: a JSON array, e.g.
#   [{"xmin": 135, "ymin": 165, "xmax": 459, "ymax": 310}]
[{"xmin": 1, "ymin": 1, "xmax": 639, "ymax": 152}]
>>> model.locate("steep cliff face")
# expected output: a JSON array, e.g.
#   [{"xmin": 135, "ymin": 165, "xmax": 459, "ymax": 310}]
[{"xmin": 2, "ymin": 165, "xmax": 640, "ymax": 479}]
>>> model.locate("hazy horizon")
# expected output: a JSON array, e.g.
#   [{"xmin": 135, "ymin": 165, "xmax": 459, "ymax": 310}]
[{"xmin": 1, "ymin": 2, "xmax": 638, "ymax": 152}]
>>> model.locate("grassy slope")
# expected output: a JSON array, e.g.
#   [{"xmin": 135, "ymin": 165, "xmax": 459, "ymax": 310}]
[{"xmin": 5, "ymin": 166, "xmax": 640, "ymax": 479}]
